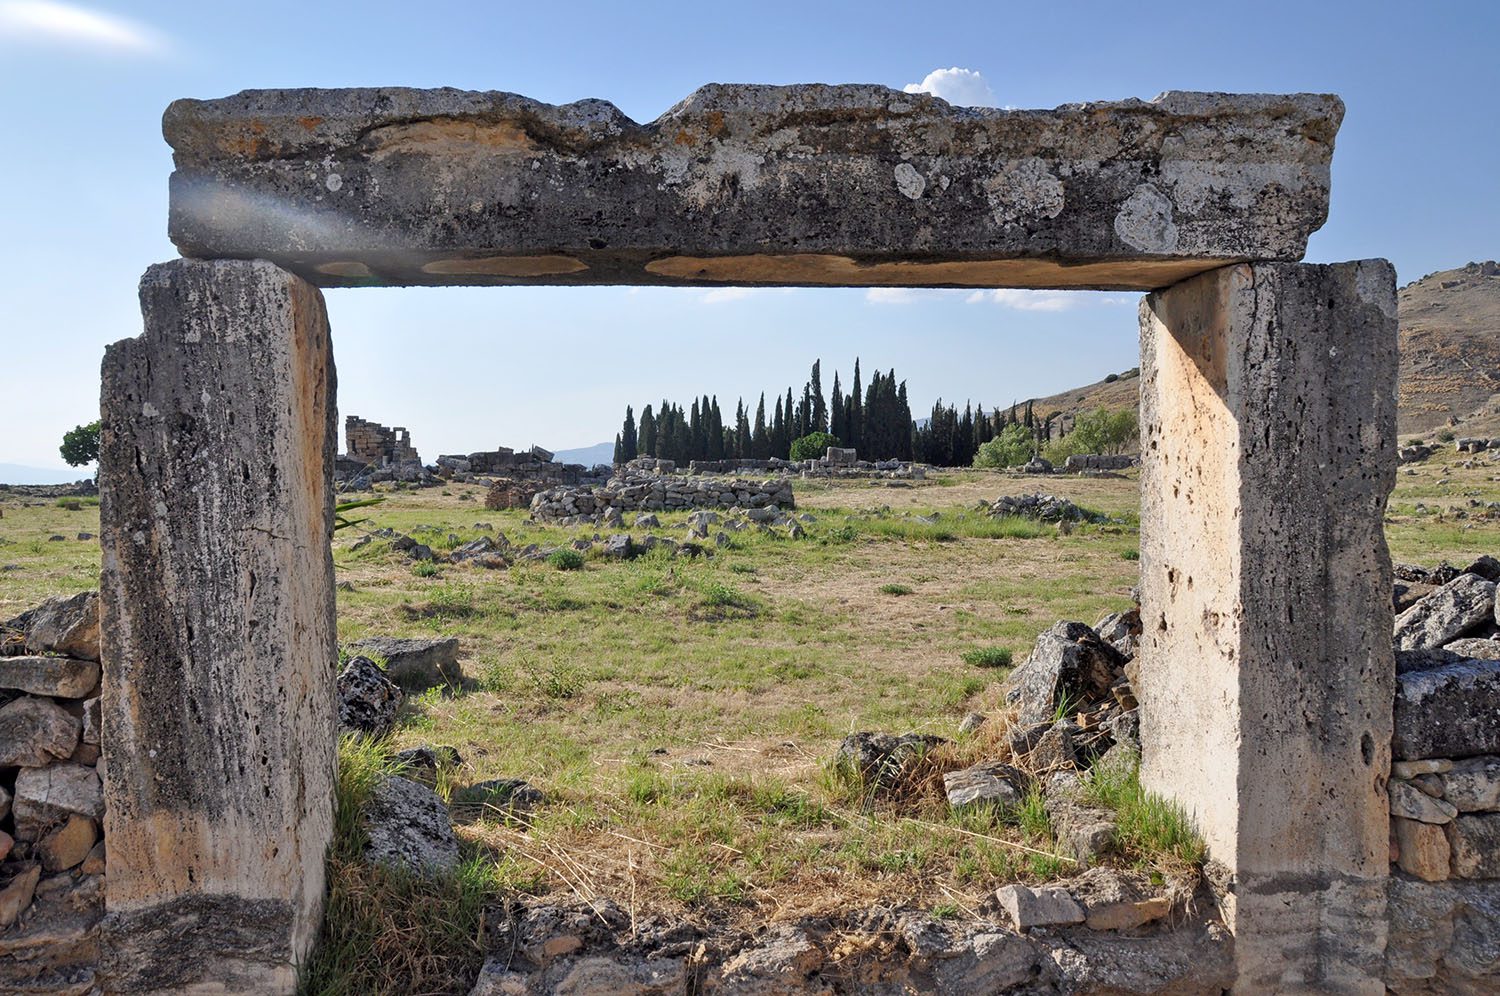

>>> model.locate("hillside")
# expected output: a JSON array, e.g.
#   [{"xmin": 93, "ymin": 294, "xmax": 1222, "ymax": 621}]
[{"xmin": 1028, "ymin": 261, "xmax": 1500, "ymax": 442}]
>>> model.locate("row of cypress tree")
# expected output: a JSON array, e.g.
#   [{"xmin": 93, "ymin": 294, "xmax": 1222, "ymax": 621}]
[{"xmin": 613, "ymin": 360, "xmax": 1046, "ymax": 467}]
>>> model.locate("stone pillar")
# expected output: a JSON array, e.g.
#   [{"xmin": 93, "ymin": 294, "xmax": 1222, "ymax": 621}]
[
  {"xmin": 98, "ymin": 259, "xmax": 338, "ymax": 993},
  {"xmin": 1138, "ymin": 260, "xmax": 1397, "ymax": 994}
]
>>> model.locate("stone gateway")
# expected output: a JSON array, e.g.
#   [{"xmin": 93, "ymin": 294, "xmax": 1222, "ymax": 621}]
[{"xmin": 83, "ymin": 83, "xmax": 1421, "ymax": 994}]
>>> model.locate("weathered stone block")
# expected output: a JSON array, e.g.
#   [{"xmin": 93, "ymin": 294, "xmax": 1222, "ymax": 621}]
[
  {"xmin": 1139, "ymin": 260, "xmax": 1397, "ymax": 993},
  {"xmin": 1393, "ymin": 573, "xmax": 1496, "ymax": 651},
  {"xmin": 98, "ymin": 258, "xmax": 337, "ymax": 993},
  {"xmin": 994, "ymin": 884, "xmax": 1085, "ymax": 930},
  {"xmin": 1444, "ymin": 756, "xmax": 1500, "ymax": 812},
  {"xmin": 13, "ymin": 763, "xmax": 102, "ymax": 840},
  {"xmin": 0, "ymin": 656, "xmax": 100, "ymax": 699},
  {"xmin": 1394, "ymin": 660, "xmax": 1500, "ymax": 761},
  {"xmin": 346, "ymin": 635, "xmax": 460, "ymax": 690},
  {"xmin": 10, "ymin": 590, "xmax": 101, "ymax": 662},
  {"xmin": 1393, "ymin": 817, "xmax": 1450, "ymax": 882},
  {"xmin": 0, "ymin": 696, "xmax": 80, "ymax": 768},
  {"xmin": 1385, "ymin": 877, "xmax": 1500, "ymax": 993},
  {"xmin": 1448, "ymin": 814, "xmax": 1500, "ymax": 878},
  {"xmin": 164, "ymin": 87, "xmax": 1339, "ymax": 290}
]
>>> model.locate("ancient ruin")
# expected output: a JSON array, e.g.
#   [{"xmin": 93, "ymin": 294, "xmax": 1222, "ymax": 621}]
[{"xmin": 34, "ymin": 81, "xmax": 1487, "ymax": 993}]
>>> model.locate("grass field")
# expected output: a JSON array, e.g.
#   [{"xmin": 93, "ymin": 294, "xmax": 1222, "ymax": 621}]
[{"xmin": 3, "ymin": 455, "xmax": 1498, "ymax": 941}]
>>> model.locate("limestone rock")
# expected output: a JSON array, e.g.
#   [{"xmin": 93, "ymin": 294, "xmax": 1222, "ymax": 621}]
[
  {"xmin": 1385, "ymin": 877, "xmax": 1500, "ymax": 993},
  {"xmin": 348, "ymin": 635, "xmax": 461, "ymax": 689},
  {"xmin": 12, "ymin": 763, "xmax": 103, "ymax": 839},
  {"xmin": 0, "ymin": 830, "xmax": 10, "ymax": 863},
  {"xmin": 1067, "ymin": 866, "xmax": 1172, "ymax": 931},
  {"xmin": 1003, "ymin": 621, "xmax": 1124, "ymax": 726},
  {"xmin": 80, "ymin": 840, "xmax": 106, "ymax": 876},
  {"xmin": 549, "ymin": 955, "xmax": 685, "ymax": 995},
  {"xmin": 1093, "ymin": 608, "xmax": 1141, "ymax": 659},
  {"xmin": 1394, "ymin": 659, "xmax": 1500, "ymax": 760},
  {"xmin": 362, "ymin": 775, "xmax": 460, "ymax": 874},
  {"xmin": 956, "ymin": 712, "xmax": 986, "ymax": 735},
  {"xmin": 1448, "ymin": 814, "xmax": 1500, "ymax": 878},
  {"xmin": 165, "ymin": 87, "xmax": 1340, "ymax": 290},
  {"xmin": 1043, "ymin": 772, "xmax": 1118, "ymax": 865},
  {"xmin": 1392, "ymin": 758, "xmax": 1454, "ymax": 779},
  {"xmin": 0, "ymin": 863, "xmax": 41, "ymax": 930},
  {"xmin": 1392, "ymin": 573, "xmax": 1496, "ymax": 651},
  {"xmin": 38, "ymin": 814, "xmax": 97, "ymax": 872},
  {"xmin": 994, "ymin": 884, "xmax": 1085, "ymax": 931},
  {"xmin": 717, "ymin": 925, "xmax": 823, "ymax": 992},
  {"xmin": 0, "ymin": 696, "xmax": 79, "ymax": 767},
  {"xmin": 833, "ymin": 731, "xmax": 946, "ymax": 790},
  {"xmin": 0, "ymin": 870, "xmax": 103, "ymax": 992},
  {"xmin": 1390, "ymin": 779, "xmax": 1458, "ymax": 823},
  {"xmin": 337, "ymin": 655, "xmax": 404, "ymax": 738},
  {"xmin": 1393, "ymin": 816, "xmax": 1450, "ymax": 882},
  {"xmin": 0, "ymin": 783, "xmax": 9, "ymax": 821},
  {"xmin": 943, "ymin": 762, "xmax": 1024, "ymax": 810},
  {"xmin": 1445, "ymin": 637, "xmax": 1500, "ymax": 661},
  {"xmin": 930, "ymin": 930, "xmax": 1038, "ymax": 994},
  {"xmin": 1444, "ymin": 756, "xmax": 1500, "ymax": 812},
  {"xmin": 11, "ymin": 591, "xmax": 100, "ymax": 661},
  {"xmin": 0, "ymin": 656, "xmax": 99, "ymax": 699},
  {"xmin": 79, "ymin": 696, "xmax": 99, "ymax": 746}
]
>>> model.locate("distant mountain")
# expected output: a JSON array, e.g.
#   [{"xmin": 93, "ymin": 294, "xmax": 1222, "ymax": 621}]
[
  {"xmin": 552, "ymin": 441, "xmax": 615, "ymax": 467},
  {"xmin": 1023, "ymin": 261, "xmax": 1500, "ymax": 444},
  {"xmin": 0, "ymin": 463, "xmax": 90, "ymax": 485}
]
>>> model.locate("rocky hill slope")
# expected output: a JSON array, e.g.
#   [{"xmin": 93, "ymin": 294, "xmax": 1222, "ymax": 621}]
[{"xmin": 1030, "ymin": 261, "xmax": 1500, "ymax": 442}]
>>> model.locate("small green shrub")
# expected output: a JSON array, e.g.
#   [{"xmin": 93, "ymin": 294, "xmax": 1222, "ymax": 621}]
[
  {"xmin": 961, "ymin": 646, "xmax": 1013, "ymax": 669},
  {"xmin": 1121, "ymin": 548, "xmax": 1140, "ymax": 561},
  {"xmin": 546, "ymin": 549, "xmax": 585, "ymax": 571},
  {"xmin": 1437, "ymin": 429, "xmax": 1455, "ymax": 443},
  {"xmin": 411, "ymin": 561, "xmax": 440, "ymax": 578},
  {"xmin": 878, "ymin": 583, "xmax": 914, "ymax": 596},
  {"xmin": 789, "ymin": 431, "xmax": 842, "ymax": 462}
]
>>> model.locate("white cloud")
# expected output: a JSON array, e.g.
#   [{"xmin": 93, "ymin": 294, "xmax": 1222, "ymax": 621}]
[
  {"xmin": 964, "ymin": 289, "xmax": 1077, "ymax": 312},
  {"xmin": 903, "ymin": 67, "xmax": 998, "ymax": 108},
  {"xmin": 0, "ymin": 1, "xmax": 168, "ymax": 54},
  {"xmin": 865, "ymin": 287, "xmax": 920, "ymax": 304}
]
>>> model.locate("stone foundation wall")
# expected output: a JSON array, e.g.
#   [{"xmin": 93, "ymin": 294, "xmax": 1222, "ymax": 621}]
[
  {"xmin": 0, "ymin": 592, "xmax": 106, "ymax": 994},
  {"xmin": 531, "ymin": 471, "xmax": 794, "ymax": 523},
  {"xmin": 1062, "ymin": 454, "xmax": 1138, "ymax": 472}
]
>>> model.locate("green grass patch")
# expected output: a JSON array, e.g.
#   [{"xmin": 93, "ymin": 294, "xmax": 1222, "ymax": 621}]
[
  {"xmin": 1081, "ymin": 752, "xmax": 1206, "ymax": 872},
  {"xmin": 546, "ymin": 548, "xmax": 585, "ymax": 571},
  {"xmin": 878, "ymin": 583, "xmax": 914, "ymax": 596},
  {"xmin": 961, "ymin": 646, "xmax": 1013, "ymax": 669}
]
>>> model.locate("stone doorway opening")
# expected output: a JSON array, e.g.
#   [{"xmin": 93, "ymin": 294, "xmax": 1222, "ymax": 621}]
[{"xmin": 94, "ymin": 84, "xmax": 1397, "ymax": 994}]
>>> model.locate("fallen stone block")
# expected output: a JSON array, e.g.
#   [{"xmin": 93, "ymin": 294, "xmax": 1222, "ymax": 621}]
[
  {"xmin": 943, "ymin": 762, "xmax": 1024, "ymax": 810},
  {"xmin": 995, "ymin": 884, "xmax": 1085, "ymax": 931},
  {"xmin": 337, "ymin": 655, "xmax": 404, "ymax": 738},
  {"xmin": 348, "ymin": 635, "xmax": 461, "ymax": 689},
  {"xmin": 1392, "ymin": 572, "xmax": 1495, "ymax": 651},
  {"xmin": 8, "ymin": 591, "xmax": 100, "ymax": 662},
  {"xmin": 362, "ymin": 775, "xmax": 460, "ymax": 874},
  {"xmin": 1004, "ymin": 621, "xmax": 1124, "ymax": 726}
]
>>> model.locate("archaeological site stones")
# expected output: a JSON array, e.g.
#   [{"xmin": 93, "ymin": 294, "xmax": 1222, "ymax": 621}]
[{"xmin": 1, "ymin": 78, "xmax": 1483, "ymax": 994}]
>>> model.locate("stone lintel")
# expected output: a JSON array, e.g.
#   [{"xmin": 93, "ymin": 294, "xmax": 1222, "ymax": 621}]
[
  {"xmin": 98, "ymin": 258, "xmax": 338, "ymax": 993},
  {"xmin": 1138, "ymin": 260, "xmax": 1397, "ymax": 994},
  {"xmin": 163, "ymin": 85, "xmax": 1342, "ymax": 290}
]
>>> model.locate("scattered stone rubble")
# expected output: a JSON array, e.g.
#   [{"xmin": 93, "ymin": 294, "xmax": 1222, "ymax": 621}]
[
  {"xmin": 0, "ymin": 592, "xmax": 105, "ymax": 994},
  {"xmin": 986, "ymin": 493, "xmax": 1106, "ymax": 524}
]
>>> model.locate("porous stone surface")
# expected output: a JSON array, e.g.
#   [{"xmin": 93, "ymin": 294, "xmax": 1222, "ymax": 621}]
[
  {"xmin": 0, "ymin": 655, "xmax": 100, "ymax": 699},
  {"xmin": 163, "ymin": 87, "xmax": 1340, "ymax": 290},
  {"xmin": 362, "ymin": 775, "xmax": 461, "ymax": 874},
  {"xmin": 1139, "ymin": 260, "xmax": 1398, "ymax": 993},
  {"xmin": 1443, "ymin": 756, "xmax": 1500, "ymax": 812},
  {"xmin": 337, "ymin": 655, "xmax": 404, "ymax": 737},
  {"xmin": 1390, "ymin": 779, "xmax": 1458, "ymax": 823},
  {"xmin": 1392, "ymin": 817, "xmax": 1450, "ymax": 882},
  {"xmin": 98, "ymin": 258, "xmax": 337, "ymax": 992},
  {"xmin": 1447, "ymin": 814, "xmax": 1500, "ymax": 879},
  {"xmin": 1392, "ymin": 573, "xmax": 1496, "ymax": 651},
  {"xmin": 347, "ymin": 635, "xmax": 461, "ymax": 689},
  {"xmin": 12, "ymin": 763, "xmax": 102, "ymax": 840},
  {"xmin": 1394, "ymin": 660, "xmax": 1500, "ymax": 760}
]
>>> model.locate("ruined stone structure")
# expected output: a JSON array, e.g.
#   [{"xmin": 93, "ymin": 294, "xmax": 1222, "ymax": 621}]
[
  {"xmin": 75, "ymin": 82, "xmax": 1449, "ymax": 993},
  {"xmin": 344, "ymin": 415, "xmax": 419, "ymax": 467}
]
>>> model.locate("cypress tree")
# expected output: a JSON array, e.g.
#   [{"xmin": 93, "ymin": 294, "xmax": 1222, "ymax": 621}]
[
  {"xmin": 772, "ymin": 395, "xmax": 787, "ymax": 459},
  {"xmin": 830, "ymin": 371, "xmax": 844, "ymax": 442},
  {"xmin": 613, "ymin": 433, "xmax": 624, "ymax": 465},
  {"xmin": 708, "ymin": 396, "xmax": 725, "ymax": 461},
  {"xmin": 753, "ymin": 394, "xmax": 769, "ymax": 458},
  {"xmin": 849, "ymin": 359, "xmax": 864, "ymax": 452},
  {"xmin": 620, "ymin": 405, "xmax": 638, "ymax": 461},
  {"xmin": 784, "ymin": 388, "xmax": 796, "ymax": 448},
  {"xmin": 639, "ymin": 404, "xmax": 656, "ymax": 457},
  {"xmin": 810, "ymin": 360, "xmax": 827, "ymax": 432},
  {"xmin": 734, "ymin": 399, "xmax": 750, "ymax": 458}
]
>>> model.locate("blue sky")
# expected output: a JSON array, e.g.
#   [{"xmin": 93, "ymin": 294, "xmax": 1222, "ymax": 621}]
[{"xmin": 2, "ymin": 1, "xmax": 1495, "ymax": 469}]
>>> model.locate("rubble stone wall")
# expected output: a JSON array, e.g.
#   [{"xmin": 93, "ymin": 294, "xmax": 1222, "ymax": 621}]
[
  {"xmin": 0, "ymin": 593, "xmax": 105, "ymax": 994},
  {"xmin": 531, "ymin": 471, "xmax": 794, "ymax": 523},
  {"xmin": 345, "ymin": 415, "xmax": 420, "ymax": 467}
]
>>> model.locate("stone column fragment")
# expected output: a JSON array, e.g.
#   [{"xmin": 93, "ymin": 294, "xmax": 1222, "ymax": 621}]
[
  {"xmin": 98, "ymin": 258, "xmax": 337, "ymax": 993},
  {"xmin": 1138, "ymin": 260, "xmax": 1397, "ymax": 994}
]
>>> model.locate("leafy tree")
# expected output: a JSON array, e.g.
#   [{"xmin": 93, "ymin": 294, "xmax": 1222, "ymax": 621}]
[
  {"xmin": 59, "ymin": 420, "xmax": 100, "ymax": 467},
  {"xmin": 789, "ymin": 431, "xmax": 840, "ymax": 462},
  {"xmin": 973, "ymin": 423, "xmax": 1036, "ymax": 468}
]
